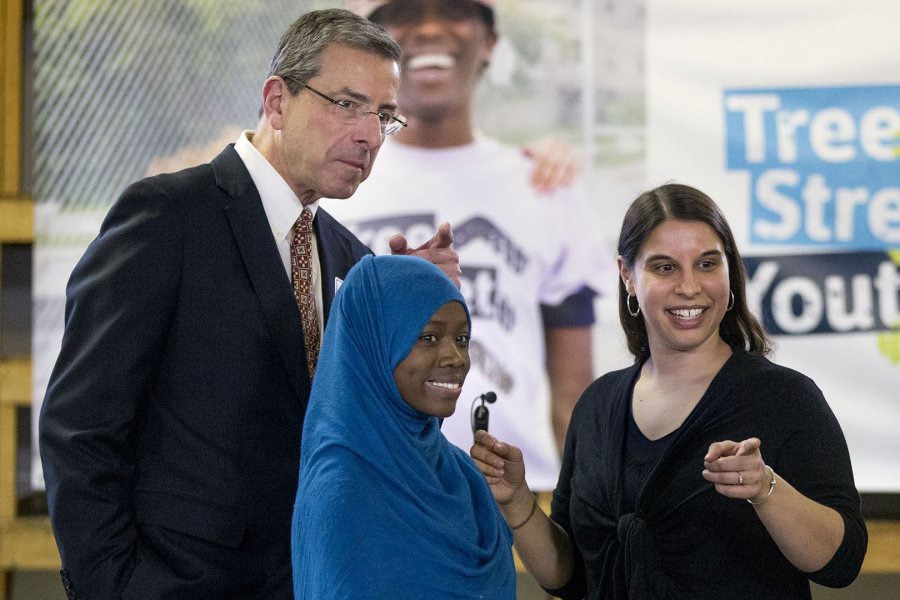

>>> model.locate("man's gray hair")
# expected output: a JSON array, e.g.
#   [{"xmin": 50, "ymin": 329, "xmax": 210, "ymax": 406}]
[{"xmin": 267, "ymin": 8, "xmax": 402, "ymax": 95}]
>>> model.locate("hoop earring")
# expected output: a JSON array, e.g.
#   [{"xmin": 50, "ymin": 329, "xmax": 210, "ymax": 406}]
[
  {"xmin": 627, "ymin": 295, "xmax": 641, "ymax": 317},
  {"xmin": 727, "ymin": 290, "xmax": 735, "ymax": 311}
]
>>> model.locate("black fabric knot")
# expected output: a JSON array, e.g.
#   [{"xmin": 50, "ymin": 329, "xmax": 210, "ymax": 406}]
[
  {"xmin": 616, "ymin": 513, "xmax": 680, "ymax": 599},
  {"xmin": 616, "ymin": 511, "xmax": 646, "ymax": 544}
]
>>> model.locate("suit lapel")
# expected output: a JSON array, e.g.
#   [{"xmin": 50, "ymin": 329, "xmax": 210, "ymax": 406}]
[
  {"xmin": 212, "ymin": 147, "xmax": 312, "ymax": 403},
  {"xmin": 313, "ymin": 208, "xmax": 373, "ymax": 328},
  {"xmin": 314, "ymin": 214, "xmax": 340, "ymax": 327}
]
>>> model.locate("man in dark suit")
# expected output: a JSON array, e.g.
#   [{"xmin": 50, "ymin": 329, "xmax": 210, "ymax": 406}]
[{"xmin": 38, "ymin": 9, "xmax": 459, "ymax": 600}]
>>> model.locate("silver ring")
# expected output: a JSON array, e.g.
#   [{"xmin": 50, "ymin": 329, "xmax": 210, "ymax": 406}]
[{"xmin": 738, "ymin": 472, "xmax": 743, "ymax": 486}]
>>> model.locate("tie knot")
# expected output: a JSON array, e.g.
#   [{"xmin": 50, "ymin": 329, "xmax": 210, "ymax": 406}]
[{"xmin": 297, "ymin": 207, "xmax": 314, "ymax": 232}]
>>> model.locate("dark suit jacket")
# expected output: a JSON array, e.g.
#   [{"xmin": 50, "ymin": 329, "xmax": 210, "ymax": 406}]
[{"xmin": 39, "ymin": 145, "xmax": 371, "ymax": 599}]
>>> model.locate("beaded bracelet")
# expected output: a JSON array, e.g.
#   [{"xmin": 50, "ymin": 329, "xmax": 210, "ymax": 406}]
[
  {"xmin": 510, "ymin": 494, "xmax": 539, "ymax": 530},
  {"xmin": 747, "ymin": 465, "xmax": 776, "ymax": 505}
]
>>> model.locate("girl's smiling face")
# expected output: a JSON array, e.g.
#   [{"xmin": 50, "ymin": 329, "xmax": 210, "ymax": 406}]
[{"xmin": 393, "ymin": 300, "xmax": 470, "ymax": 418}]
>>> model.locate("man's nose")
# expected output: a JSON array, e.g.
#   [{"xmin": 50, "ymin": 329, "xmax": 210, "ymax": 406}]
[{"xmin": 354, "ymin": 112, "xmax": 385, "ymax": 147}]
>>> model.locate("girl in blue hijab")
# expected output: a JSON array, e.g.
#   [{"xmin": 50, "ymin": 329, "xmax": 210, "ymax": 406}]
[{"xmin": 291, "ymin": 255, "xmax": 515, "ymax": 599}]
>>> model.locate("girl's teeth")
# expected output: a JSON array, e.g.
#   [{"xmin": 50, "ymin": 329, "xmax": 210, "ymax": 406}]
[
  {"xmin": 430, "ymin": 381, "xmax": 459, "ymax": 390},
  {"xmin": 672, "ymin": 308, "xmax": 702, "ymax": 319}
]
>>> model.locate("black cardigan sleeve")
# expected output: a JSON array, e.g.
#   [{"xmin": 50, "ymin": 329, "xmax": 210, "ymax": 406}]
[{"xmin": 768, "ymin": 370, "xmax": 867, "ymax": 587}]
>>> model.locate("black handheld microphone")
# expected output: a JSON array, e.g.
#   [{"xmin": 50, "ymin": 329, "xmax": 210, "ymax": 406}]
[{"xmin": 471, "ymin": 391, "xmax": 497, "ymax": 438}]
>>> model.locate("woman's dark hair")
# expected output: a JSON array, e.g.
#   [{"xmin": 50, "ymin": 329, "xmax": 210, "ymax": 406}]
[{"xmin": 617, "ymin": 183, "xmax": 773, "ymax": 358}]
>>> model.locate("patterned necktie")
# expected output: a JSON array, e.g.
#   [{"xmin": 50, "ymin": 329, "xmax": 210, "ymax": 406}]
[{"xmin": 291, "ymin": 207, "xmax": 320, "ymax": 379}]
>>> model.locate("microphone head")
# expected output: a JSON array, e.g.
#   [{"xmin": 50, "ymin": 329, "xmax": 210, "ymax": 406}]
[{"xmin": 483, "ymin": 391, "xmax": 497, "ymax": 404}]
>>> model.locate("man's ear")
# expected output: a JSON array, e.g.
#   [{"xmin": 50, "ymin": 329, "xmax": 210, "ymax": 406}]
[{"xmin": 262, "ymin": 76, "xmax": 288, "ymax": 130}]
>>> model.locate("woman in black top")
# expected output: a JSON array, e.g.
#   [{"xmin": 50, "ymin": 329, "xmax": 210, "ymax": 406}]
[{"xmin": 470, "ymin": 183, "xmax": 867, "ymax": 599}]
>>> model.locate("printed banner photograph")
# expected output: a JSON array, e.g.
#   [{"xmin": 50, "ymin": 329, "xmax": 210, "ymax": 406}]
[{"xmin": 647, "ymin": 0, "xmax": 900, "ymax": 492}]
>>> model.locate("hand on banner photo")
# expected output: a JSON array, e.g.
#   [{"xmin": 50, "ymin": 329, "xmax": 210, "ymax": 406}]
[
  {"xmin": 389, "ymin": 221, "xmax": 461, "ymax": 288},
  {"xmin": 522, "ymin": 136, "xmax": 581, "ymax": 194}
]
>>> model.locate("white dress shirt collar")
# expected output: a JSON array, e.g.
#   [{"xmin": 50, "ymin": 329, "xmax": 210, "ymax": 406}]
[
  {"xmin": 233, "ymin": 131, "xmax": 324, "ymax": 336},
  {"xmin": 233, "ymin": 130, "xmax": 318, "ymax": 246}
]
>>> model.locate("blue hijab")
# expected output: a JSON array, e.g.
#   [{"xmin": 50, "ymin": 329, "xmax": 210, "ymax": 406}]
[{"xmin": 291, "ymin": 255, "xmax": 515, "ymax": 599}]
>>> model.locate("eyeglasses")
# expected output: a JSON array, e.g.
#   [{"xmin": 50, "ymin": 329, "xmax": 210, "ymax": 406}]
[{"xmin": 284, "ymin": 78, "xmax": 407, "ymax": 136}]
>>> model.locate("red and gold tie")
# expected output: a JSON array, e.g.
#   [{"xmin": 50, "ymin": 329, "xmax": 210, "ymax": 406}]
[{"xmin": 291, "ymin": 207, "xmax": 320, "ymax": 379}]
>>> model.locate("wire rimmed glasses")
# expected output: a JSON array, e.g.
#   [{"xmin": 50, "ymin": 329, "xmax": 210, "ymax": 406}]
[{"xmin": 283, "ymin": 77, "xmax": 407, "ymax": 136}]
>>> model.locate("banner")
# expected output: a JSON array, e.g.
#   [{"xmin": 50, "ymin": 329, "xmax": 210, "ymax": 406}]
[{"xmin": 647, "ymin": 0, "xmax": 900, "ymax": 491}]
